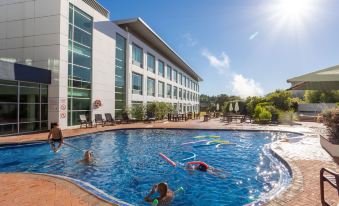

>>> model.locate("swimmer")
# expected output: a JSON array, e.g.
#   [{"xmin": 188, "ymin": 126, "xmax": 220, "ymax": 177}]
[
  {"xmin": 79, "ymin": 150, "xmax": 94, "ymax": 164},
  {"xmin": 144, "ymin": 182, "xmax": 173, "ymax": 205},
  {"xmin": 185, "ymin": 161, "xmax": 226, "ymax": 178},
  {"xmin": 47, "ymin": 122, "xmax": 64, "ymax": 152}
]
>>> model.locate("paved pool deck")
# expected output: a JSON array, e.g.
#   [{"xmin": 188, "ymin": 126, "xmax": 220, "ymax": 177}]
[{"xmin": 0, "ymin": 119, "xmax": 338, "ymax": 206}]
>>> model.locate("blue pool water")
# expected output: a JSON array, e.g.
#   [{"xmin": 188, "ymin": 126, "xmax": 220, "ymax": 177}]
[{"xmin": 0, "ymin": 129, "xmax": 295, "ymax": 206}]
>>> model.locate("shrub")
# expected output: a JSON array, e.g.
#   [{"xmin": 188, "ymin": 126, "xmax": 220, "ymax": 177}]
[
  {"xmin": 323, "ymin": 108, "xmax": 339, "ymax": 144},
  {"xmin": 146, "ymin": 102, "xmax": 174, "ymax": 120},
  {"xmin": 278, "ymin": 110, "xmax": 299, "ymax": 124},
  {"xmin": 130, "ymin": 104, "xmax": 146, "ymax": 120},
  {"xmin": 254, "ymin": 105, "xmax": 263, "ymax": 120},
  {"xmin": 258, "ymin": 109, "xmax": 272, "ymax": 124}
]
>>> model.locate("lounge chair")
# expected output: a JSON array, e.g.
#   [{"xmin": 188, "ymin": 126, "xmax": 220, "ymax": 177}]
[
  {"xmin": 320, "ymin": 168, "xmax": 339, "ymax": 206},
  {"xmin": 122, "ymin": 112, "xmax": 136, "ymax": 123},
  {"xmin": 105, "ymin": 113, "xmax": 116, "ymax": 125},
  {"xmin": 94, "ymin": 114, "xmax": 106, "ymax": 127},
  {"xmin": 146, "ymin": 115, "xmax": 156, "ymax": 123},
  {"xmin": 79, "ymin": 115, "xmax": 93, "ymax": 128}
]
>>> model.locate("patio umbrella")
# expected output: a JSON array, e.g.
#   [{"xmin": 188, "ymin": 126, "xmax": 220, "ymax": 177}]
[
  {"xmin": 229, "ymin": 103, "xmax": 233, "ymax": 112},
  {"xmin": 216, "ymin": 103, "xmax": 219, "ymax": 111},
  {"xmin": 234, "ymin": 101, "xmax": 239, "ymax": 113}
]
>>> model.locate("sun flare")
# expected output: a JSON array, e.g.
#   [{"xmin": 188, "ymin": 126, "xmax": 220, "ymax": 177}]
[{"xmin": 277, "ymin": 0, "xmax": 313, "ymax": 21}]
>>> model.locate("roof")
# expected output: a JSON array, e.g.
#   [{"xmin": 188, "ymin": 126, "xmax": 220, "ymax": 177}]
[
  {"xmin": 287, "ymin": 65, "xmax": 339, "ymax": 90},
  {"xmin": 114, "ymin": 18, "xmax": 203, "ymax": 82}
]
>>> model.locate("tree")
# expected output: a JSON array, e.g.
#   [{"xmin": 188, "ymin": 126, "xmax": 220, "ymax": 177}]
[
  {"xmin": 266, "ymin": 90, "xmax": 292, "ymax": 111},
  {"xmin": 304, "ymin": 90, "xmax": 339, "ymax": 103}
]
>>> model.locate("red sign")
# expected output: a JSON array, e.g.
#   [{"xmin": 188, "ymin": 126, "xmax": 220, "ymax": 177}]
[
  {"xmin": 60, "ymin": 104, "xmax": 66, "ymax": 111},
  {"xmin": 60, "ymin": 113, "xmax": 66, "ymax": 119}
]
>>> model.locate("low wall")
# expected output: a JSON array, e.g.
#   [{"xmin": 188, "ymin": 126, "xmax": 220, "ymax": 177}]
[
  {"xmin": 320, "ymin": 135, "xmax": 339, "ymax": 158},
  {"xmin": 298, "ymin": 103, "xmax": 336, "ymax": 113}
]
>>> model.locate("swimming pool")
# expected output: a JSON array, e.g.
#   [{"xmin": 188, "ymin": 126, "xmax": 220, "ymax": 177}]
[{"xmin": 0, "ymin": 129, "xmax": 296, "ymax": 205}]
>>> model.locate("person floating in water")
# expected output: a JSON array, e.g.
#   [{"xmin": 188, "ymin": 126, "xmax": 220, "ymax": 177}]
[
  {"xmin": 144, "ymin": 182, "xmax": 173, "ymax": 205},
  {"xmin": 79, "ymin": 150, "xmax": 94, "ymax": 164},
  {"xmin": 185, "ymin": 161, "xmax": 226, "ymax": 178},
  {"xmin": 47, "ymin": 122, "xmax": 64, "ymax": 152}
]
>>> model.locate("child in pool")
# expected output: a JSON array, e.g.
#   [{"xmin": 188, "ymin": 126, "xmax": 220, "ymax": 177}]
[
  {"xmin": 79, "ymin": 150, "xmax": 94, "ymax": 164},
  {"xmin": 144, "ymin": 182, "xmax": 173, "ymax": 205}
]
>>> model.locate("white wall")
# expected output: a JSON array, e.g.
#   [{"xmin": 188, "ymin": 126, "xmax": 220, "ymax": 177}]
[{"xmin": 0, "ymin": 0, "xmax": 65, "ymax": 128}]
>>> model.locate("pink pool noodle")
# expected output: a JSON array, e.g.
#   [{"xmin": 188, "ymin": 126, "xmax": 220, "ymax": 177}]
[
  {"xmin": 159, "ymin": 153, "xmax": 176, "ymax": 167},
  {"xmin": 181, "ymin": 140, "xmax": 209, "ymax": 146}
]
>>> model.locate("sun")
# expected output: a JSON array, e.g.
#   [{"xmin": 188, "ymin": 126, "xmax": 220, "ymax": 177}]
[
  {"xmin": 264, "ymin": 0, "xmax": 318, "ymax": 35},
  {"xmin": 276, "ymin": 0, "xmax": 313, "ymax": 21}
]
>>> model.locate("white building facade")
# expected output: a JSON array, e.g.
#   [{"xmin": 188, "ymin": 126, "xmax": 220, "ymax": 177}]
[{"xmin": 0, "ymin": 0, "xmax": 202, "ymax": 135}]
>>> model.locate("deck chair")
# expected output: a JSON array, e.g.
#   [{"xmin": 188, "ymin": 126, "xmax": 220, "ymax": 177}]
[
  {"xmin": 104, "ymin": 113, "xmax": 116, "ymax": 125},
  {"xmin": 79, "ymin": 115, "xmax": 93, "ymax": 128},
  {"xmin": 122, "ymin": 112, "xmax": 136, "ymax": 123},
  {"xmin": 94, "ymin": 114, "xmax": 106, "ymax": 127},
  {"xmin": 320, "ymin": 168, "xmax": 339, "ymax": 206}
]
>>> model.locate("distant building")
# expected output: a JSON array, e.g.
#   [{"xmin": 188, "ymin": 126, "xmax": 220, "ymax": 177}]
[{"xmin": 0, "ymin": 0, "xmax": 202, "ymax": 135}]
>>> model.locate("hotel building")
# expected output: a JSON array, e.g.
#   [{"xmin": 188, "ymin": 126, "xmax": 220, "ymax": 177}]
[{"xmin": 0, "ymin": 0, "xmax": 202, "ymax": 135}]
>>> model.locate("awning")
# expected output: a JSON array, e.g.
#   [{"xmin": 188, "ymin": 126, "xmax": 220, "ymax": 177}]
[
  {"xmin": 0, "ymin": 61, "xmax": 51, "ymax": 84},
  {"xmin": 287, "ymin": 65, "xmax": 339, "ymax": 90}
]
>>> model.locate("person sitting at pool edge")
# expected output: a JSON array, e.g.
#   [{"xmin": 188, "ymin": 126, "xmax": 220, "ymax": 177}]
[
  {"xmin": 144, "ymin": 182, "xmax": 173, "ymax": 205},
  {"xmin": 48, "ymin": 122, "xmax": 64, "ymax": 152}
]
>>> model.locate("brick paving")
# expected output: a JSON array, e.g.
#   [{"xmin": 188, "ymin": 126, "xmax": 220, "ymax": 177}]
[
  {"xmin": 0, "ymin": 118, "xmax": 338, "ymax": 205},
  {"xmin": 0, "ymin": 173, "xmax": 114, "ymax": 206}
]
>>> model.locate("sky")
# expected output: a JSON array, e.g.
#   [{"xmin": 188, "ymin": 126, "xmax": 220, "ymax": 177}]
[{"xmin": 97, "ymin": 0, "xmax": 339, "ymax": 97}]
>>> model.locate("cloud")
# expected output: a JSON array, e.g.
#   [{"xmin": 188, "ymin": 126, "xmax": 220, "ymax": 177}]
[
  {"xmin": 231, "ymin": 74, "xmax": 264, "ymax": 98},
  {"xmin": 183, "ymin": 33, "xmax": 198, "ymax": 47},
  {"xmin": 249, "ymin": 31, "xmax": 259, "ymax": 40},
  {"xmin": 201, "ymin": 49, "xmax": 230, "ymax": 74}
]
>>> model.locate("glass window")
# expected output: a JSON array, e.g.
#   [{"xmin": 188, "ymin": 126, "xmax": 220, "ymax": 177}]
[
  {"xmin": 19, "ymin": 104, "xmax": 40, "ymax": 122},
  {"xmin": 166, "ymin": 84, "xmax": 172, "ymax": 98},
  {"xmin": 73, "ymin": 52, "xmax": 91, "ymax": 68},
  {"xmin": 68, "ymin": 88, "xmax": 91, "ymax": 98},
  {"xmin": 132, "ymin": 43, "xmax": 143, "ymax": 67},
  {"xmin": 173, "ymin": 70, "xmax": 178, "ymax": 83},
  {"xmin": 167, "ymin": 65, "xmax": 172, "ymax": 80},
  {"xmin": 132, "ymin": 73, "xmax": 143, "ymax": 95},
  {"xmin": 73, "ymin": 42, "xmax": 91, "ymax": 57},
  {"xmin": 179, "ymin": 73, "xmax": 182, "ymax": 85},
  {"xmin": 20, "ymin": 86, "xmax": 39, "ymax": 103},
  {"xmin": 74, "ymin": 7, "xmax": 93, "ymax": 33},
  {"xmin": 19, "ymin": 122, "xmax": 40, "ymax": 133},
  {"xmin": 158, "ymin": 60, "xmax": 164, "ymax": 77},
  {"xmin": 158, "ymin": 81, "xmax": 164, "ymax": 98},
  {"xmin": 147, "ymin": 78, "xmax": 155, "ymax": 96},
  {"xmin": 179, "ymin": 88, "xmax": 182, "ymax": 99},
  {"xmin": 0, "ymin": 124, "xmax": 17, "ymax": 135},
  {"xmin": 147, "ymin": 53, "xmax": 155, "ymax": 73},
  {"xmin": 72, "ymin": 65, "xmax": 91, "ymax": 82},
  {"xmin": 68, "ymin": 110, "xmax": 90, "ymax": 126},
  {"xmin": 0, "ymin": 104, "xmax": 17, "ymax": 123},
  {"xmin": 0, "ymin": 84, "xmax": 17, "ymax": 102},
  {"xmin": 115, "ymin": 33, "xmax": 126, "ymax": 119},
  {"xmin": 74, "ymin": 27, "xmax": 92, "ymax": 47},
  {"xmin": 184, "ymin": 76, "xmax": 187, "ymax": 87},
  {"xmin": 41, "ymin": 104, "xmax": 48, "ymax": 121},
  {"xmin": 173, "ymin": 86, "xmax": 178, "ymax": 99},
  {"xmin": 183, "ymin": 90, "xmax": 186, "ymax": 100},
  {"xmin": 71, "ymin": 98, "xmax": 91, "ymax": 110},
  {"xmin": 41, "ymin": 87, "xmax": 48, "ymax": 103}
]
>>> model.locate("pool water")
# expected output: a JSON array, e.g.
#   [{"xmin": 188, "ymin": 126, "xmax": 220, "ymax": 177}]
[{"xmin": 0, "ymin": 129, "xmax": 295, "ymax": 206}]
